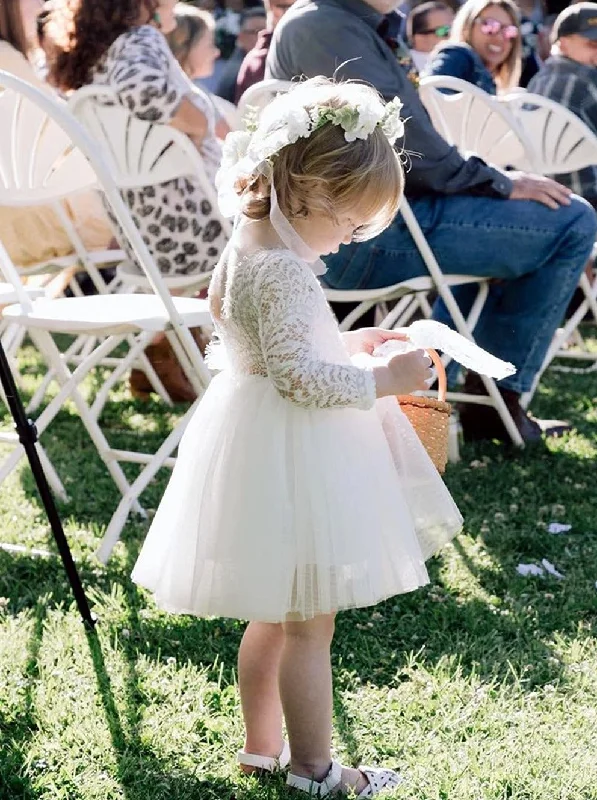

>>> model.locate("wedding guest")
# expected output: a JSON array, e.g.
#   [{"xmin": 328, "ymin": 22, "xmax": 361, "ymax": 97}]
[
  {"xmin": 424, "ymin": 0, "xmax": 522, "ymax": 93},
  {"xmin": 166, "ymin": 3, "xmax": 230, "ymax": 138},
  {"xmin": 48, "ymin": 0, "xmax": 229, "ymax": 401},
  {"xmin": 407, "ymin": 1, "xmax": 454, "ymax": 73},
  {"xmin": 267, "ymin": 0, "xmax": 597, "ymax": 443},
  {"xmin": 235, "ymin": 0, "xmax": 296, "ymax": 102},
  {"xmin": 528, "ymin": 2, "xmax": 597, "ymax": 208},
  {"xmin": 215, "ymin": 7, "xmax": 266, "ymax": 102}
]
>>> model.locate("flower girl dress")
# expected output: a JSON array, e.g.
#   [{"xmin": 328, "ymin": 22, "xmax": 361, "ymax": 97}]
[{"xmin": 131, "ymin": 218, "xmax": 465, "ymax": 623}]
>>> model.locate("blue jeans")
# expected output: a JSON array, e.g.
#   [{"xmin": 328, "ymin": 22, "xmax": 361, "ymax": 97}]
[{"xmin": 323, "ymin": 194, "xmax": 597, "ymax": 393}]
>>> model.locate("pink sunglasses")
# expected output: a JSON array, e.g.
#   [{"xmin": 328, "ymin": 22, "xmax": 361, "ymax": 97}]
[{"xmin": 475, "ymin": 17, "xmax": 519, "ymax": 39}]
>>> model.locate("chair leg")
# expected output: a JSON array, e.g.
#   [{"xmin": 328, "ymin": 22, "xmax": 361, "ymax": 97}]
[
  {"xmin": 29, "ymin": 329, "xmax": 145, "ymax": 517},
  {"xmin": 521, "ymin": 274, "xmax": 597, "ymax": 408},
  {"xmin": 88, "ymin": 330, "xmax": 172, "ymax": 419},
  {"xmin": 97, "ymin": 399, "xmax": 200, "ymax": 563}
]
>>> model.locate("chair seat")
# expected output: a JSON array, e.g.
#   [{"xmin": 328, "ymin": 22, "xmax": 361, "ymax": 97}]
[
  {"xmin": 2, "ymin": 293, "xmax": 211, "ymax": 333},
  {"xmin": 117, "ymin": 259, "xmax": 211, "ymax": 291},
  {"xmin": 0, "ymin": 283, "xmax": 45, "ymax": 303},
  {"xmin": 324, "ymin": 274, "xmax": 484, "ymax": 303}
]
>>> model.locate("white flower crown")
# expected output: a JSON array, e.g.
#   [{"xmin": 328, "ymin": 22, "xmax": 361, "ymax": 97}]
[{"xmin": 216, "ymin": 81, "xmax": 404, "ymax": 219}]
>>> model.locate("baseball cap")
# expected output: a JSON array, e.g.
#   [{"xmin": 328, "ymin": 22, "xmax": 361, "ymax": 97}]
[{"xmin": 552, "ymin": 2, "xmax": 597, "ymax": 41}]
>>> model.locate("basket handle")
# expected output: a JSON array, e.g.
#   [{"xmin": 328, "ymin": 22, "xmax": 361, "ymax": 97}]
[{"xmin": 427, "ymin": 348, "xmax": 447, "ymax": 402}]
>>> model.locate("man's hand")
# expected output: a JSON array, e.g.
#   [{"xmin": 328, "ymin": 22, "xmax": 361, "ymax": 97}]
[{"xmin": 508, "ymin": 172, "xmax": 572, "ymax": 210}]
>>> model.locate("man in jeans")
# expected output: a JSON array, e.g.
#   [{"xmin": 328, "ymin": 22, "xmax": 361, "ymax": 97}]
[{"xmin": 266, "ymin": 0, "xmax": 597, "ymax": 442}]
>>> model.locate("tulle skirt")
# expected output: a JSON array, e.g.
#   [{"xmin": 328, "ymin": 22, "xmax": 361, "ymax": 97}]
[{"xmin": 131, "ymin": 372, "xmax": 463, "ymax": 622}]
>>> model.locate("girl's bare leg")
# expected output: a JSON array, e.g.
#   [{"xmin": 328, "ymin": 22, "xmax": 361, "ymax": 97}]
[
  {"xmin": 279, "ymin": 614, "xmax": 368, "ymax": 794},
  {"xmin": 238, "ymin": 621, "xmax": 285, "ymax": 768}
]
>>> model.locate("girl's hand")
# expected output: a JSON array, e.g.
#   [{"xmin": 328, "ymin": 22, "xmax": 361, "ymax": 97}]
[
  {"xmin": 373, "ymin": 349, "xmax": 433, "ymax": 398},
  {"xmin": 342, "ymin": 327, "xmax": 409, "ymax": 356}
]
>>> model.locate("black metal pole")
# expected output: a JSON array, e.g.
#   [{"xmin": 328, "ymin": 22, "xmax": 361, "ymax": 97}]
[{"xmin": 0, "ymin": 340, "xmax": 96, "ymax": 628}]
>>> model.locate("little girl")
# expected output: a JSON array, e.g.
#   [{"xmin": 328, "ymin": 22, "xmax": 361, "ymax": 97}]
[
  {"xmin": 132, "ymin": 78, "xmax": 464, "ymax": 796},
  {"xmin": 167, "ymin": 3, "xmax": 232, "ymax": 139}
]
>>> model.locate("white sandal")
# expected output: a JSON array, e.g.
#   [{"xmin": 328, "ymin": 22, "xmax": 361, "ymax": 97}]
[
  {"xmin": 286, "ymin": 759, "xmax": 403, "ymax": 797},
  {"xmin": 237, "ymin": 740, "xmax": 291, "ymax": 772}
]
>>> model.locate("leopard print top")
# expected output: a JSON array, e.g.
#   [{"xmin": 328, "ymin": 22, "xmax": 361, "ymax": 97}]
[{"xmin": 91, "ymin": 25, "xmax": 228, "ymax": 277}]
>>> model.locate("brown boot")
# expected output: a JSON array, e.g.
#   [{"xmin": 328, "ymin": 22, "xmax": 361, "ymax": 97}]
[
  {"xmin": 458, "ymin": 372, "xmax": 571, "ymax": 443},
  {"xmin": 129, "ymin": 335, "xmax": 197, "ymax": 403}
]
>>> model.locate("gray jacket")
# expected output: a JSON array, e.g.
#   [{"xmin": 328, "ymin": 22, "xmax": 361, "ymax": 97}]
[{"xmin": 266, "ymin": 0, "xmax": 513, "ymax": 198}]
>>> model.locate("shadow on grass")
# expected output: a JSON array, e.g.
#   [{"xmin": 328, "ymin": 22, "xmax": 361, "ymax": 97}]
[
  {"xmin": 83, "ymin": 625, "xmax": 269, "ymax": 800},
  {"xmin": 0, "ymin": 605, "xmax": 47, "ymax": 800}
]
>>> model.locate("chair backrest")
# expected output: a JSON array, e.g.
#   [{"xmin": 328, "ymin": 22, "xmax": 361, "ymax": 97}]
[
  {"xmin": 236, "ymin": 79, "xmax": 295, "ymax": 124},
  {"xmin": 68, "ymin": 84, "xmax": 232, "ymax": 244},
  {"xmin": 501, "ymin": 90, "xmax": 597, "ymax": 175},
  {"xmin": 68, "ymin": 85, "xmax": 213, "ymax": 189},
  {"xmin": 418, "ymin": 75, "xmax": 532, "ymax": 169},
  {"xmin": 0, "ymin": 70, "xmax": 98, "ymax": 206}
]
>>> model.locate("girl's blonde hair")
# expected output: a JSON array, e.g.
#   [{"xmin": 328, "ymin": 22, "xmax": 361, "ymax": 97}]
[
  {"xmin": 237, "ymin": 80, "xmax": 404, "ymax": 242},
  {"xmin": 167, "ymin": 2, "xmax": 214, "ymax": 75},
  {"xmin": 449, "ymin": 0, "xmax": 521, "ymax": 89}
]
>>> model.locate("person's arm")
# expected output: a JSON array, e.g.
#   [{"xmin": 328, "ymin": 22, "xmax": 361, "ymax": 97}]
[
  {"xmin": 106, "ymin": 26, "xmax": 207, "ymax": 142},
  {"xmin": 424, "ymin": 45, "xmax": 477, "ymax": 84},
  {"xmin": 266, "ymin": 11, "xmax": 513, "ymax": 199}
]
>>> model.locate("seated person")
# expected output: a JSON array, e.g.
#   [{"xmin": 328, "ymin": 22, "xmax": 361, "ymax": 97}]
[
  {"xmin": 235, "ymin": 0, "xmax": 296, "ymax": 102},
  {"xmin": 47, "ymin": 0, "xmax": 230, "ymax": 402},
  {"xmin": 267, "ymin": 0, "xmax": 597, "ymax": 443},
  {"xmin": 0, "ymin": 0, "xmax": 113, "ymax": 278},
  {"xmin": 528, "ymin": 2, "xmax": 597, "ymax": 208},
  {"xmin": 166, "ymin": 2, "xmax": 230, "ymax": 138},
  {"xmin": 515, "ymin": 0, "xmax": 548, "ymax": 85},
  {"xmin": 424, "ymin": 0, "xmax": 522, "ymax": 93},
  {"xmin": 407, "ymin": 1, "xmax": 454, "ymax": 73},
  {"xmin": 215, "ymin": 7, "xmax": 266, "ymax": 102}
]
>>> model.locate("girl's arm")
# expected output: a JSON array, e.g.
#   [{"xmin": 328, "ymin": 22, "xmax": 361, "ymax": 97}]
[
  {"xmin": 255, "ymin": 256, "xmax": 377, "ymax": 410},
  {"xmin": 107, "ymin": 26, "xmax": 207, "ymax": 143}
]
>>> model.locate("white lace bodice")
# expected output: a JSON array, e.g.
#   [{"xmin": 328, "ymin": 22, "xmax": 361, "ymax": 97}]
[{"xmin": 208, "ymin": 248, "xmax": 376, "ymax": 410}]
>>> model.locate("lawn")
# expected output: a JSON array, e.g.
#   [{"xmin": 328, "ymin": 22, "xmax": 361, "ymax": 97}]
[{"xmin": 1, "ymin": 339, "xmax": 597, "ymax": 800}]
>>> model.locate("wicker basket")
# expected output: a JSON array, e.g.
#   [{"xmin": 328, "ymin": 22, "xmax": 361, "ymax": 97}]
[{"xmin": 397, "ymin": 349, "xmax": 451, "ymax": 473}]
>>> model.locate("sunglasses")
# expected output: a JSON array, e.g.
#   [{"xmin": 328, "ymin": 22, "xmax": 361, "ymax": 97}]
[
  {"xmin": 475, "ymin": 17, "xmax": 519, "ymax": 39},
  {"xmin": 419, "ymin": 24, "xmax": 451, "ymax": 37}
]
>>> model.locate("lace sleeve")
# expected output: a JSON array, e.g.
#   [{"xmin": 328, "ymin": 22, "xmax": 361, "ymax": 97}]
[
  {"xmin": 254, "ymin": 255, "xmax": 376, "ymax": 410},
  {"xmin": 107, "ymin": 26, "xmax": 184, "ymax": 123}
]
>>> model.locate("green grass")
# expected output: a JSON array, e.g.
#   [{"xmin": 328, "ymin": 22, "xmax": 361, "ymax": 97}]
[{"xmin": 1, "ymin": 337, "xmax": 597, "ymax": 800}]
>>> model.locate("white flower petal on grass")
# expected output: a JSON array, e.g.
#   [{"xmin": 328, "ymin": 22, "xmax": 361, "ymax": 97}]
[
  {"xmin": 517, "ymin": 563, "xmax": 544, "ymax": 577},
  {"xmin": 541, "ymin": 559, "xmax": 565, "ymax": 579},
  {"xmin": 547, "ymin": 522, "xmax": 572, "ymax": 535}
]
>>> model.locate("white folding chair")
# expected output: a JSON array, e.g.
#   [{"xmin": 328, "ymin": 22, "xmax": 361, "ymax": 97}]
[
  {"xmin": 236, "ymin": 78, "xmax": 295, "ymax": 123},
  {"xmin": 418, "ymin": 75, "xmax": 534, "ymax": 169},
  {"xmin": 0, "ymin": 70, "xmax": 214, "ymax": 561},
  {"xmin": 501, "ymin": 90, "xmax": 597, "ymax": 398},
  {"xmin": 237, "ymin": 79, "xmax": 524, "ymax": 451}
]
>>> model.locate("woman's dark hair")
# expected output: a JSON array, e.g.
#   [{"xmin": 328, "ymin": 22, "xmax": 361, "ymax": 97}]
[
  {"xmin": 407, "ymin": 0, "xmax": 452, "ymax": 42},
  {"xmin": 47, "ymin": 0, "xmax": 158, "ymax": 91},
  {"xmin": 0, "ymin": 1, "xmax": 29, "ymax": 55}
]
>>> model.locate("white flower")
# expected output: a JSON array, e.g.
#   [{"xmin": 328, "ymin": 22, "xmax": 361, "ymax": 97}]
[
  {"xmin": 381, "ymin": 97, "xmax": 405, "ymax": 145},
  {"xmin": 220, "ymin": 130, "xmax": 252, "ymax": 173},
  {"xmin": 283, "ymin": 106, "xmax": 312, "ymax": 143},
  {"xmin": 345, "ymin": 100, "xmax": 383, "ymax": 142}
]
